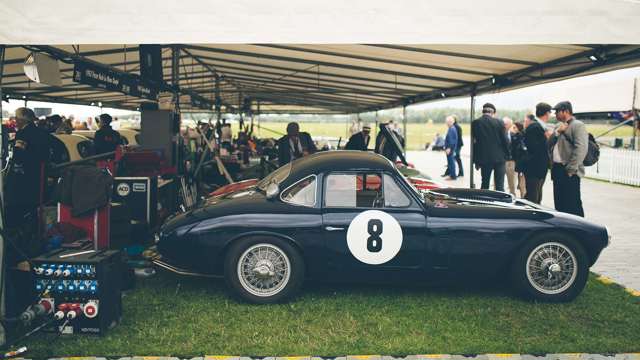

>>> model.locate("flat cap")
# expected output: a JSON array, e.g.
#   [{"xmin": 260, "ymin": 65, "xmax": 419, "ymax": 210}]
[
  {"xmin": 482, "ymin": 103, "xmax": 496, "ymax": 112},
  {"xmin": 553, "ymin": 101, "xmax": 573, "ymax": 113}
]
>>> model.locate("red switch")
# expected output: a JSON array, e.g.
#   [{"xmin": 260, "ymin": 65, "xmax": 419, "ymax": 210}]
[{"xmin": 83, "ymin": 301, "xmax": 99, "ymax": 319}]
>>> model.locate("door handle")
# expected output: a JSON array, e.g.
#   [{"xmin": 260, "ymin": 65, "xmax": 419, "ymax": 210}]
[{"xmin": 325, "ymin": 226, "xmax": 345, "ymax": 231}]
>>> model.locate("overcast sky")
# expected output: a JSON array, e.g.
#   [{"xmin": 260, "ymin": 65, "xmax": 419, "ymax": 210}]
[
  {"xmin": 3, "ymin": 66, "xmax": 640, "ymax": 119},
  {"xmin": 414, "ymin": 66, "xmax": 640, "ymax": 113}
]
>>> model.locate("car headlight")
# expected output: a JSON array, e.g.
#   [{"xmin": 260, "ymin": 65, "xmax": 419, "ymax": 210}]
[
  {"xmin": 154, "ymin": 232, "xmax": 161, "ymax": 244},
  {"xmin": 605, "ymin": 226, "xmax": 612, "ymax": 247}
]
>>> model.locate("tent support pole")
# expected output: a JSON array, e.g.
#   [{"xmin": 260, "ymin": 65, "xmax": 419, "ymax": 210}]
[
  {"xmin": 215, "ymin": 74, "xmax": 221, "ymax": 122},
  {"xmin": 402, "ymin": 105, "xmax": 407, "ymax": 156},
  {"xmin": 469, "ymin": 93, "xmax": 476, "ymax": 189},
  {"xmin": 374, "ymin": 111, "xmax": 378, "ymax": 142},
  {"xmin": 0, "ymin": 44, "xmax": 6, "ymax": 347},
  {"xmin": 171, "ymin": 45, "xmax": 180, "ymax": 112}
]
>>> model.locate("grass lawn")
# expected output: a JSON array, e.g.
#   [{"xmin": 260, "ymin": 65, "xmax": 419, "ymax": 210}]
[
  {"xmin": 22, "ymin": 272, "xmax": 640, "ymax": 357},
  {"xmin": 246, "ymin": 122, "xmax": 636, "ymax": 151}
]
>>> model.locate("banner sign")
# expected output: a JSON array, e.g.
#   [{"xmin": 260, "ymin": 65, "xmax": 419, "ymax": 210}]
[{"xmin": 73, "ymin": 61, "xmax": 158, "ymax": 101}]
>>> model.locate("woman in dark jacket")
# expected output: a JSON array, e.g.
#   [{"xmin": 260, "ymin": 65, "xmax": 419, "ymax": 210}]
[{"xmin": 510, "ymin": 122, "xmax": 527, "ymax": 197}]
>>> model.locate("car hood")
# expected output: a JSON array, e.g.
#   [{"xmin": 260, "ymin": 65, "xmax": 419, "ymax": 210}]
[
  {"xmin": 427, "ymin": 188, "xmax": 606, "ymax": 232},
  {"xmin": 426, "ymin": 188, "xmax": 557, "ymax": 220}
]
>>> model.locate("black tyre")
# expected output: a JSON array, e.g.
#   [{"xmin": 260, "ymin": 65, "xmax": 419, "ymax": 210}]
[
  {"xmin": 224, "ymin": 237, "xmax": 304, "ymax": 304},
  {"xmin": 511, "ymin": 233, "xmax": 589, "ymax": 302}
]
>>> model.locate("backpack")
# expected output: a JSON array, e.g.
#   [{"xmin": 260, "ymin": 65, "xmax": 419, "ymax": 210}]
[{"xmin": 583, "ymin": 133, "xmax": 600, "ymax": 167}]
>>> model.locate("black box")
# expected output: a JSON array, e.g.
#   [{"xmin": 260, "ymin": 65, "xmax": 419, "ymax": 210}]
[
  {"xmin": 113, "ymin": 177, "xmax": 158, "ymax": 229},
  {"xmin": 32, "ymin": 249, "xmax": 123, "ymax": 334}
]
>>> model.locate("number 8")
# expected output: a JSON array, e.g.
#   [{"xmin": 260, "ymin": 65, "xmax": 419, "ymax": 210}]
[{"xmin": 367, "ymin": 219, "xmax": 383, "ymax": 253}]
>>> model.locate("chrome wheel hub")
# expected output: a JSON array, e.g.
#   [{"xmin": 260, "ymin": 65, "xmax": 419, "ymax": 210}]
[
  {"xmin": 253, "ymin": 260, "xmax": 276, "ymax": 279},
  {"xmin": 237, "ymin": 244, "xmax": 290, "ymax": 297},
  {"xmin": 526, "ymin": 242, "xmax": 578, "ymax": 295}
]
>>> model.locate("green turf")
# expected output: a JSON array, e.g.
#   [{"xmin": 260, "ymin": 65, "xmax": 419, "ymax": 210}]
[
  {"xmin": 245, "ymin": 122, "xmax": 636, "ymax": 151},
  {"xmin": 20, "ymin": 272, "xmax": 640, "ymax": 357}
]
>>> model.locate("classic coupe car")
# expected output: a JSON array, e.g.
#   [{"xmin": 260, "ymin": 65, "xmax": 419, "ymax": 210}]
[{"xmin": 157, "ymin": 151, "xmax": 610, "ymax": 304}]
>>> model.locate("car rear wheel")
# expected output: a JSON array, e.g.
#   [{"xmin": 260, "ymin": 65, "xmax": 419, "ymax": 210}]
[
  {"xmin": 511, "ymin": 234, "xmax": 588, "ymax": 302},
  {"xmin": 224, "ymin": 237, "xmax": 304, "ymax": 304}
]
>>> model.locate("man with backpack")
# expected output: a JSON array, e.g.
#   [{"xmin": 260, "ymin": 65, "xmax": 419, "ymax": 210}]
[{"xmin": 549, "ymin": 101, "xmax": 588, "ymax": 217}]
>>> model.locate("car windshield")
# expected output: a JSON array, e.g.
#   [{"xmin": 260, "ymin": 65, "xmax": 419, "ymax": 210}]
[
  {"xmin": 257, "ymin": 162, "xmax": 292, "ymax": 191},
  {"xmin": 396, "ymin": 167, "xmax": 421, "ymax": 197}
]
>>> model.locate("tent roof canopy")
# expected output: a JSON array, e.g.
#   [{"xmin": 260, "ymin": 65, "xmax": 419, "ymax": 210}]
[{"xmin": 2, "ymin": 44, "xmax": 640, "ymax": 114}]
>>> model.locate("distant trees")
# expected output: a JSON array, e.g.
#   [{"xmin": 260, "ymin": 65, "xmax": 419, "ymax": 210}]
[{"xmin": 176, "ymin": 106, "xmax": 532, "ymax": 125}]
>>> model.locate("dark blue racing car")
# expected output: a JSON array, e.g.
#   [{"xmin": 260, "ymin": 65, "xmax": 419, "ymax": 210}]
[{"xmin": 156, "ymin": 151, "xmax": 610, "ymax": 303}]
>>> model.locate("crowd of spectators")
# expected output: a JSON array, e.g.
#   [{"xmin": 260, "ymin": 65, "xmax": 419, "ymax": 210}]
[{"xmin": 468, "ymin": 101, "xmax": 588, "ymax": 217}]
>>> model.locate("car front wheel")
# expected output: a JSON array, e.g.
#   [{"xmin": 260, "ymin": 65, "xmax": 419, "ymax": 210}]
[
  {"xmin": 511, "ymin": 234, "xmax": 588, "ymax": 302},
  {"xmin": 224, "ymin": 237, "xmax": 304, "ymax": 304}
]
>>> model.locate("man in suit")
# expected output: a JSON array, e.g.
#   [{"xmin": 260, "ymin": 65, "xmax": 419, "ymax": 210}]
[
  {"xmin": 442, "ymin": 115, "xmax": 464, "ymax": 177},
  {"xmin": 453, "ymin": 116, "xmax": 464, "ymax": 177},
  {"xmin": 277, "ymin": 122, "xmax": 317, "ymax": 166},
  {"xmin": 549, "ymin": 101, "xmax": 588, "ymax": 217},
  {"xmin": 444, "ymin": 116, "xmax": 459, "ymax": 180},
  {"xmin": 523, "ymin": 103, "xmax": 551, "ymax": 204},
  {"xmin": 345, "ymin": 124, "xmax": 371, "ymax": 151},
  {"xmin": 471, "ymin": 103, "xmax": 510, "ymax": 191}
]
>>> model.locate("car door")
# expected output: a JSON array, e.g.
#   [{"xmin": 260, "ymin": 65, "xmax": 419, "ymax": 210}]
[{"xmin": 321, "ymin": 171, "xmax": 427, "ymax": 282}]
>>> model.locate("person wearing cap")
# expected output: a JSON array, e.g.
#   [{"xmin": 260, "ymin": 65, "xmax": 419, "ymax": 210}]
[
  {"xmin": 5, "ymin": 107, "xmax": 52, "ymax": 228},
  {"xmin": 277, "ymin": 122, "xmax": 317, "ymax": 166},
  {"xmin": 94, "ymin": 113, "xmax": 122, "ymax": 155},
  {"xmin": 522, "ymin": 103, "xmax": 552, "ymax": 204},
  {"xmin": 471, "ymin": 103, "xmax": 510, "ymax": 191},
  {"xmin": 345, "ymin": 124, "xmax": 371, "ymax": 151},
  {"xmin": 548, "ymin": 101, "xmax": 588, "ymax": 216}
]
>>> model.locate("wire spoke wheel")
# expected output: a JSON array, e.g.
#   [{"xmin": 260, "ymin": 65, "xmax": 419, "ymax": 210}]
[
  {"xmin": 237, "ymin": 243, "xmax": 291, "ymax": 297},
  {"xmin": 526, "ymin": 242, "xmax": 578, "ymax": 295}
]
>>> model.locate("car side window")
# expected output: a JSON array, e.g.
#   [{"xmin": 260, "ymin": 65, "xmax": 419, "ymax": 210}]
[
  {"xmin": 50, "ymin": 137, "xmax": 70, "ymax": 164},
  {"xmin": 325, "ymin": 173, "xmax": 383, "ymax": 208},
  {"xmin": 383, "ymin": 174, "xmax": 411, "ymax": 207},
  {"xmin": 280, "ymin": 175, "xmax": 317, "ymax": 207},
  {"xmin": 77, "ymin": 140, "xmax": 95, "ymax": 158}
]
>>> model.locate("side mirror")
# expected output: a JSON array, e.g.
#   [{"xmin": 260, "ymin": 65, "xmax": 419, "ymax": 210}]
[{"xmin": 265, "ymin": 181, "xmax": 280, "ymax": 200}]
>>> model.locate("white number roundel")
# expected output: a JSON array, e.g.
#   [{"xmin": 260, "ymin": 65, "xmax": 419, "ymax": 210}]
[{"xmin": 346, "ymin": 210, "xmax": 403, "ymax": 265}]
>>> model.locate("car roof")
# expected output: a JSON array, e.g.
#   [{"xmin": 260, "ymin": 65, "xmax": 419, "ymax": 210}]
[
  {"xmin": 73, "ymin": 130, "xmax": 95, "ymax": 138},
  {"xmin": 53, "ymin": 133, "xmax": 91, "ymax": 144},
  {"xmin": 289, "ymin": 150, "xmax": 396, "ymax": 179}
]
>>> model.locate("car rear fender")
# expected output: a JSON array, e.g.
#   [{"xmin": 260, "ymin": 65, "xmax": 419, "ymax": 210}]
[{"xmin": 221, "ymin": 230, "xmax": 305, "ymax": 260}]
